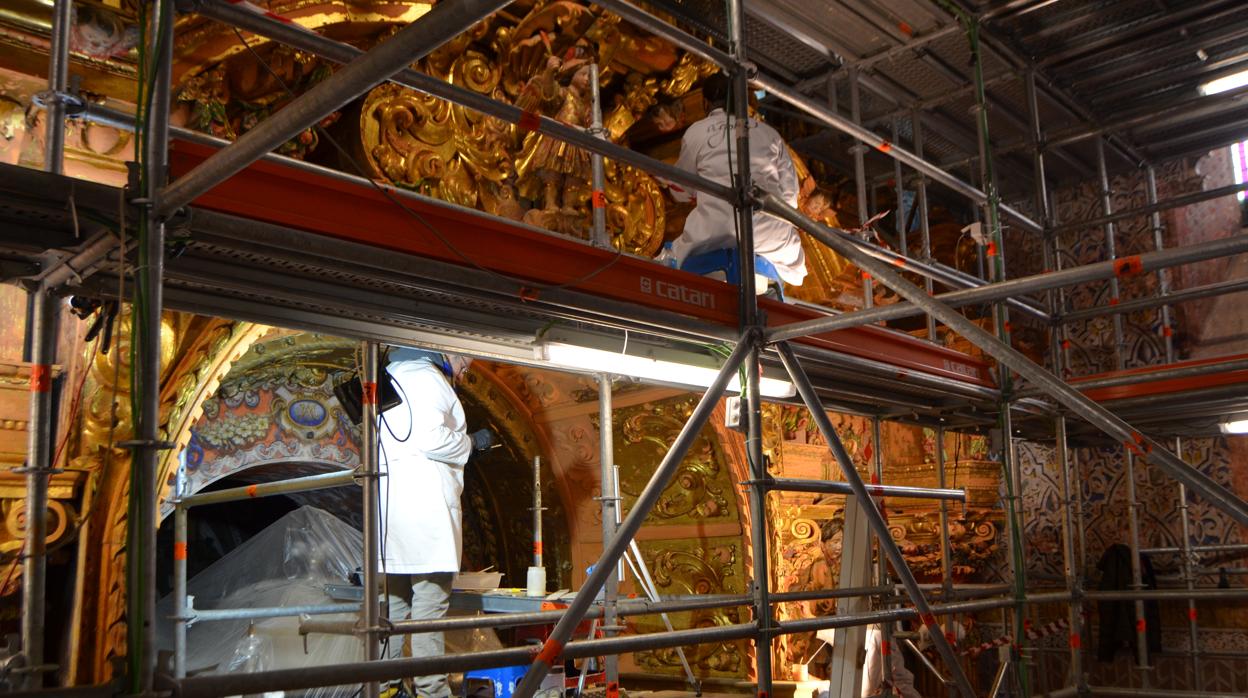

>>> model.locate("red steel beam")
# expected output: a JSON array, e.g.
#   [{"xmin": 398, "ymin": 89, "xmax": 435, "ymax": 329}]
[{"xmin": 169, "ymin": 140, "xmax": 993, "ymax": 388}]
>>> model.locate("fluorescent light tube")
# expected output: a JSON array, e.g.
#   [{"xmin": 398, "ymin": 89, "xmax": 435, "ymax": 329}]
[
  {"xmin": 1221, "ymin": 417, "xmax": 1248, "ymax": 435},
  {"xmin": 1199, "ymin": 68, "xmax": 1248, "ymax": 96},
  {"xmin": 540, "ymin": 341, "xmax": 796, "ymax": 398}
]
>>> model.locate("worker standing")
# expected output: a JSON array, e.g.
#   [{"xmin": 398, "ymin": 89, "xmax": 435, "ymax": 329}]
[
  {"xmin": 378, "ymin": 348, "xmax": 494, "ymax": 698},
  {"xmin": 662, "ymin": 72, "xmax": 807, "ymax": 290}
]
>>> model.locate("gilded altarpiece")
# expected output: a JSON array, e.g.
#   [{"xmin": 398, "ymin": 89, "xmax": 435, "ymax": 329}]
[
  {"xmin": 608, "ymin": 395, "xmax": 751, "ymax": 680},
  {"xmin": 764, "ymin": 407, "xmax": 1003, "ymax": 676}
]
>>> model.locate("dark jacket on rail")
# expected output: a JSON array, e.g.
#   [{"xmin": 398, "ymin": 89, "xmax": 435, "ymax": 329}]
[{"xmin": 1096, "ymin": 543, "xmax": 1162, "ymax": 662}]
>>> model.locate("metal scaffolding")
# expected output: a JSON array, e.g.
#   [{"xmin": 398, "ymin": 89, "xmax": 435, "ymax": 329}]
[{"xmin": 11, "ymin": 0, "xmax": 1248, "ymax": 696}]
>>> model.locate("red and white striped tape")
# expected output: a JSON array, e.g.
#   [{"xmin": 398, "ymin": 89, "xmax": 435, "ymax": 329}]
[{"xmin": 959, "ymin": 618, "xmax": 1069, "ymax": 658}]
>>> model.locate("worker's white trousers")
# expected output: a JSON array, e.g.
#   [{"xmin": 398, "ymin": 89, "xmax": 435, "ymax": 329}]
[{"xmin": 384, "ymin": 572, "xmax": 455, "ymax": 698}]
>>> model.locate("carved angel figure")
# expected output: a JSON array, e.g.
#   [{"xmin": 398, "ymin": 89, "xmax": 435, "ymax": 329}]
[{"xmin": 515, "ymin": 58, "xmax": 595, "ymax": 235}]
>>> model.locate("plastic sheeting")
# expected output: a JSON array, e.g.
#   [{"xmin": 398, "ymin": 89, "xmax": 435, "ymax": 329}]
[{"xmin": 157, "ymin": 506, "xmax": 364, "ymax": 696}]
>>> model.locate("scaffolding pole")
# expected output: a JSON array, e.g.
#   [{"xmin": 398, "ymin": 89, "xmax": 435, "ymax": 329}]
[
  {"xmin": 1095, "ymin": 139, "xmax": 1127, "ymax": 371},
  {"xmin": 912, "ymin": 109, "xmax": 938, "ymax": 342},
  {"xmin": 597, "ymin": 373, "xmax": 620, "ymax": 692},
  {"xmin": 158, "ymin": 0, "xmax": 514, "ymax": 218},
  {"xmin": 18, "ymin": 290, "xmax": 56, "ymax": 690},
  {"xmin": 758, "ymin": 194, "xmax": 1248, "ymax": 532},
  {"xmin": 777, "ymin": 343, "xmax": 977, "ymax": 698},
  {"xmin": 507, "ymin": 337, "xmax": 752, "ymax": 698},
  {"xmin": 41, "ymin": 0, "xmax": 72, "ymax": 176},
  {"xmin": 124, "ymin": 2, "xmax": 175, "ymax": 693},
  {"xmin": 361, "ymin": 342, "xmax": 381, "ymax": 698},
  {"xmin": 767, "ymin": 232, "xmax": 1248, "ymax": 341},
  {"xmin": 1147, "ymin": 163, "xmax": 1202, "ymax": 687},
  {"xmin": 849, "ymin": 66, "xmax": 874, "ymax": 310}
]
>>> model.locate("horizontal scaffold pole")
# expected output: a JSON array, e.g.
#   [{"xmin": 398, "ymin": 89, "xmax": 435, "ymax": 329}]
[
  {"xmin": 769, "ymin": 232, "xmax": 1248, "ymax": 342},
  {"xmin": 177, "ymin": 592, "xmax": 1066, "ymax": 698}
]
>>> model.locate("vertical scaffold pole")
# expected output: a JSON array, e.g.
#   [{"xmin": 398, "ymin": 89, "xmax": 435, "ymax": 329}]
[
  {"xmin": 127, "ymin": 1, "xmax": 174, "ymax": 692},
  {"xmin": 725, "ymin": 0, "xmax": 771, "ymax": 693},
  {"xmin": 20, "ymin": 289, "xmax": 56, "ymax": 689},
  {"xmin": 871, "ymin": 416, "xmax": 894, "ymax": 698},
  {"xmin": 911, "ymin": 110, "xmax": 937, "ymax": 343},
  {"xmin": 849, "ymin": 66, "xmax": 873, "ymax": 309},
  {"xmin": 42, "ymin": 0, "xmax": 72, "ymax": 175},
  {"xmin": 361, "ymin": 342, "xmax": 381, "ymax": 698},
  {"xmin": 597, "ymin": 374, "xmax": 620, "ymax": 693},
  {"xmin": 589, "ymin": 63, "xmax": 609, "ymax": 249},
  {"xmin": 1095, "ymin": 139, "xmax": 1127, "ymax": 372},
  {"xmin": 1147, "ymin": 165, "xmax": 1202, "ymax": 685},
  {"xmin": 173, "ymin": 461, "xmax": 189, "ymax": 679}
]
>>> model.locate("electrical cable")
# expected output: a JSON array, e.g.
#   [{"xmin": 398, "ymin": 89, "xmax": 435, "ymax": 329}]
[{"xmin": 227, "ymin": 27, "xmax": 627, "ymax": 301}]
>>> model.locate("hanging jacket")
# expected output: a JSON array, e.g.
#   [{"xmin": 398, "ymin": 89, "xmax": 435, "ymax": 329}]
[
  {"xmin": 1096, "ymin": 543, "xmax": 1162, "ymax": 662},
  {"xmin": 378, "ymin": 356, "xmax": 472, "ymax": 574},
  {"xmin": 668, "ymin": 108, "xmax": 808, "ymax": 286}
]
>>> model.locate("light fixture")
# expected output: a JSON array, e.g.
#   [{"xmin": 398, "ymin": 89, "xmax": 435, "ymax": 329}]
[
  {"xmin": 1221, "ymin": 417, "xmax": 1248, "ymax": 434},
  {"xmin": 536, "ymin": 331, "xmax": 795, "ymax": 399},
  {"xmin": 1198, "ymin": 67, "xmax": 1248, "ymax": 96}
]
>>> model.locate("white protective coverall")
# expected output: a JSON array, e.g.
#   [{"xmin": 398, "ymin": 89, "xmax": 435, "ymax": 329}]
[
  {"xmin": 378, "ymin": 351, "xmax": 472, "ymax": 698},
  {"xmin": 668, "ymin": 107, "xmax": 807, "ymax": 286},
  {"xmin": 819, "ymin": 624, "xmax": 920, "ymax": 698}
]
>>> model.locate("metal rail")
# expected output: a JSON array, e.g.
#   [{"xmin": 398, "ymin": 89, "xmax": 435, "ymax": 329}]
[{"xmin": 769, "ymin": 233, "xmax": 1248, "ymax": 342}]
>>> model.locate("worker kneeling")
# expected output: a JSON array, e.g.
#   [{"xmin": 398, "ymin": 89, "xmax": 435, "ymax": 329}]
[
  {"xmin": 379, "ymin": 348, "xmax": 495, "ymax": 698},
  {"xmin": 661, "ymin": 72, "xmax": 807, "ymax": 294}
]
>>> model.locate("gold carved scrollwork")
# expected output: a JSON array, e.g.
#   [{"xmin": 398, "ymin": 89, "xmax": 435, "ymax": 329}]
[
  {"xmin": 615, "ymin": 397, "xmax": 735, "ymax": 525},
  {"xmin": 352, "ymin": 1, "xmax": 666, "ymax": 256},
  {"xmin": 632, "ymin": 537, "xmax": 746, "ymax": 678}
]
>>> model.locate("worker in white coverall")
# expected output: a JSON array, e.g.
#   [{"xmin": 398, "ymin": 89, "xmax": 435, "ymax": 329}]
[
  {"xmin": 819, "ymin": 624, "xmax": 920, "ymax": 698},
  {"xmin": 663, "ymin": 72, "xmax": 807, "ymax": 289},
  {"xmin": 379, "ymin": 348, "xmax": 494, "ymax": 698}
]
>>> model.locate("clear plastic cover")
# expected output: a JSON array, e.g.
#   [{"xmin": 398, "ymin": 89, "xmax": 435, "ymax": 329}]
[{"xmin": 157, "ymin": 506, "xmax": 364, "ymax": 696}]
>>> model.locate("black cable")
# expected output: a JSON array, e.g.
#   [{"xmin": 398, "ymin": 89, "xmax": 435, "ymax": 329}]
[
  {"xmin": 380, "ymin": 375, "xmax": 413, "ymax": 443},
  {"xmin": 227, "ymin": 27, "xmax": 627, "ymax": 299}
]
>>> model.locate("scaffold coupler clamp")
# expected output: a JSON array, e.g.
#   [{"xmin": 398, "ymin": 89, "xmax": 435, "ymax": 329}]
[{"xmin": 32, "ymin": 83, "xmax": 87, "ymax": 119}]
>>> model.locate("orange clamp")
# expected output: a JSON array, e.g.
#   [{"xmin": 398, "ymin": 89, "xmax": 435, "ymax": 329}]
[
  {"xmin": 592, "ymin": 190, "xmax": 606, "ymax": 209},
  {"xmin": 861, "ymin": 271, "xmax": 871, "ymax": 280},
  {"xmin": 877, "ymin": 140, "xmax": 893, "ymax": 153},
  {"xmin": 986, "ymin": 241, "xmax": 998, "ymax": 257},
  {"xmin": 246, "ymin": 484, "xmax": 259, "ymax": 498},
  {"xmin": 892, "ymin": 257, "xmax": 906, "ymax": 268},
  {"xmin": 535, "ymin": 639, "xmax": 564, "ymax": 666},
  {"xmin": 1136, "ymin": 619, "xmax": 1146, "ymax": 633},
  {"xmin": 1188, "ymin": 608, "xmax": 1198, "ymax": 621},
  {"xmin": 173, "ymin": 542, "xmax": 188, "ymax": 561},
  {"xmin": 361, "ymin": 381, "xmax": 378, "ymax": 406},
  {"xmin": 1162, "ymin": 326, "xmax": 1173, "ymax": 338},
  {"xmin": 1069, "ymin": 633, "xmax": 1081, "ymax": 649},
  {"xmin": 30, "ymin": 365, "xmax": 51, "ymax": 393},
  {"xmin": 1114, "ymin": 255, "xmax": 1144, "ymax": 277},
  {"xmin": 606, "ymin": 682, "xmax": 619, "ymax": 698},
  {"xmin": 880, "ymin": 639, "xmax": 891, "ymax": 656},
  {"xmin": 533, "ymin": 541, "xmax": 544, "ymax": 556}
]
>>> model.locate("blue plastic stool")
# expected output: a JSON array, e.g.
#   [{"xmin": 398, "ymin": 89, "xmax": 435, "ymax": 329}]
[
  {"xmin": 464, "ymin": 665, "xmax": 528, "ymax": 698},
  {"xmin": 679, "ymin": 247, "xmax": 785, "ymax": 300}
]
